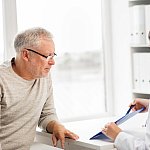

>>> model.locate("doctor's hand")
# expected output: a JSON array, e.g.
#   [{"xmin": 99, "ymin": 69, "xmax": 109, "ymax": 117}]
[
  {"xmin": 130, "ymin": 98, "xmax": 149, "ymax": 113},
  {"xmin": 102, "ymin": 122, "xmax": 122, "ymax": 141},
  {"xmin": 51, "ymin": 122, "xmax": 79, "ymax": 149}
]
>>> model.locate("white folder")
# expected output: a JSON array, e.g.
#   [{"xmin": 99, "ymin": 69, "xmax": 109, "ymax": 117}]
[
  {"xmin": 139, "ymin": 53, "xmax": 150, "ymax": 91},
  {"xmin": 133, "ymin": 53, "xmax": 140, "ymax": 90},
  {"xmin": 130, "ymin": 5, "xmax": 146, "ymax": 45},
  {"xmin": 145, "ymin": 5, "xmax": 150, "ymax": 44}
]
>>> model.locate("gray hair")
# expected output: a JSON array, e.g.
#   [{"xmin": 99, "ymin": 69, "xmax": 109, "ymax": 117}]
[{"xmin": 14, "ymin": 27, "xmax": 53, "ymax": 53}]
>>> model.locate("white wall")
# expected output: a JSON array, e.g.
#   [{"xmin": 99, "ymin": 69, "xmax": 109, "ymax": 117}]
[{"xmin": 111, "ymin": 0, "xmax": 133, "ymax": 114}]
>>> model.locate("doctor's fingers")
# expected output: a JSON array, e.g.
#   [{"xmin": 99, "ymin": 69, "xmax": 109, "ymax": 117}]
[{"xmin": 104, "ymin": 122, "xmax": 116, "ymax": 129}]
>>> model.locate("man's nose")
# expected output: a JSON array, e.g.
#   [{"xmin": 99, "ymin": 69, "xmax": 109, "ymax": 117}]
[{"xmin": 48, "ymin": 59, "xmax": 55, "ymax": 65}]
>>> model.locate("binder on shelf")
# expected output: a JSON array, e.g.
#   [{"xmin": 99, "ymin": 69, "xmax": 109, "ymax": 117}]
[
  {"xmin": 139, "ymin": 53, "xmax": 150, "ymax": 91},
  {"xmin": 130, "ymin": 6, "xmax": 135, "ymax": 44},
  {"xmin": 139, "ymin": 53, "xmax": 147, "ymax": 90},
  {"xmin": 145, "ymin": 5, "xmax": 150, "ymax": 45},
  {"xmin": 130, "ymin": 5, "xmax": 146, "ymax": 45},
  {"xmin": 133, "ymin": 53, "xmax": 140, "ymax": 90}
]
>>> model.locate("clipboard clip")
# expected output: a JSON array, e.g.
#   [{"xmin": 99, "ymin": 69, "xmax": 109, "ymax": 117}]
[
  {"xmin": 125, "ymin": 104, "xmax": 136, "ymax": 115},
  {"xmin": 115, "ymin": 104, "xmax": 145, "ymax": 125},
  {"xmin": 114, "ymin": 104, "xmax": 135, "ymax": 125}
]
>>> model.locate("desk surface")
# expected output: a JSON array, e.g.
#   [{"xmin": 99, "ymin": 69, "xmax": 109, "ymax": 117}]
[
  {"xmin": 30, "ymin": 142, "xmax": 62, "ymax": 150},
  {"xmin": 36, "ymin": 113, "xmax": 147, "ymax": 150}
]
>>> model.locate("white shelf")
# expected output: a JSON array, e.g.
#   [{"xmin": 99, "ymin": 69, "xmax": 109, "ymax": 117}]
[
  {"xmin": 129, "ymin": 0, "xmax": 150, "ymax": 2},
  {"xmin": 130, "ymin": 44, "xmax": 150, "ymax": 48},
  {"xmin": 129, "ymin": 0, "xmax": 150, "ymax": 7},
  {"xmin": 132, "ymin": 89, "xmax": 150, "ymax": 94}
]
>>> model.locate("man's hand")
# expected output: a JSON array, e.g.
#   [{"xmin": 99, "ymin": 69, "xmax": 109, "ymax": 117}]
[{"xmin": 47, "ymin": 121, "xmax": 79, "ymax": 149}]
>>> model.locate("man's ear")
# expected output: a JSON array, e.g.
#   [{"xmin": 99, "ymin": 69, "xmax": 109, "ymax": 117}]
[{"xmin": 21, "ymin": 50, "xmax": 30, "ymax": 61}]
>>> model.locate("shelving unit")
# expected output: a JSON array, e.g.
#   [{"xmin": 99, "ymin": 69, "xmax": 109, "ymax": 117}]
[
  {"xmin": 129, "ymin": 0, "xmax": 150, "ymax": 99},
  {"xmin": 129, "ymin": 1, "xmax": 150, "ymax": 7}
]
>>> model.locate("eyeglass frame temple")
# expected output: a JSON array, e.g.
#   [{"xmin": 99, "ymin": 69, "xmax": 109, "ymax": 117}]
[{"xmin": 26, "ymin": 48, "xmax": 57, "ymax": 59}]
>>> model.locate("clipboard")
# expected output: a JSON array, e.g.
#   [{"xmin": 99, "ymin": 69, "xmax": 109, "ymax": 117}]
[{"xmin": 90, "ymin": 105, "xmax": 145, "ymax": 140}]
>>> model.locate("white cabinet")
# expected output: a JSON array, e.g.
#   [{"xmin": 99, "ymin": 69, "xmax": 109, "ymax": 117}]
[{"xmin": 129, "ymin": 0, "xmax": 150, "ymax": 99}]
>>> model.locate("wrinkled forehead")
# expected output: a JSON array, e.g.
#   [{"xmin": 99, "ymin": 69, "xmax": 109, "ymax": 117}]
[
  {"xmin": 40, "ymin": 38, "xmax": 54, "ymax": 46},
  {"xmin": 36, "ymin": 38, "xmax": 55, "ymax": 53}
]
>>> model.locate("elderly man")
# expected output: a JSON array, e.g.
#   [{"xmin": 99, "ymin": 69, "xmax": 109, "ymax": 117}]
[{"xmin": 0, "ymin": 27, "xmax": 79, "ymax": 150}]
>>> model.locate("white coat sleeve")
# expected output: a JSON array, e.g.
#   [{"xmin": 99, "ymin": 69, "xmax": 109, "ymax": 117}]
[{"xmin": 114, "ymin": 105, "xmax": 150, "ymax": 150}]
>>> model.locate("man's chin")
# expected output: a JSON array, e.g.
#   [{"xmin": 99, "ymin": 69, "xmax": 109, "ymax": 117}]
[{"xmin": 42, "ymin": 72, "xmax": 49, "ymax": 78}]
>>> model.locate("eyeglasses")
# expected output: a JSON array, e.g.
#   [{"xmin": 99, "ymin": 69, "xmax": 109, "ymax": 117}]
[{"xmin": 25, "ymin": 48, "xmax": 57, "ymax": 61}]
